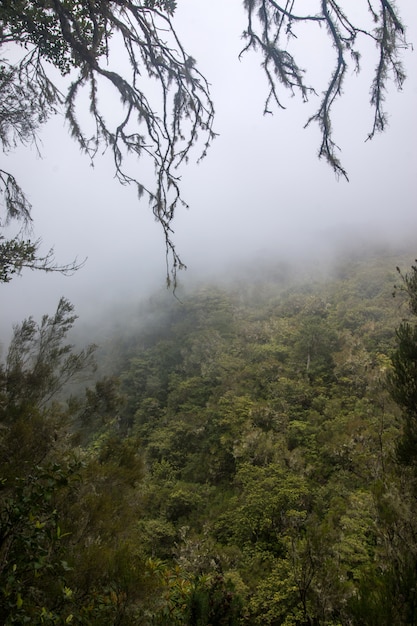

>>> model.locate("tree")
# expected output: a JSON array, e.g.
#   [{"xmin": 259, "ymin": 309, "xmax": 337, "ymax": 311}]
[
  {"xmin": 0, "ymin": 299, "xmax": 158, "ymax": 624},
  {"xmin": 240, "ymin": 0, "xmax": 408, "ymax": 179},
  {"xmin": 1, "ymin": 297, "xmax": 96, "ymax": 425},
  {"xmin": 0, "ymin": 299, "xmax": 92, "ymax": 623},
  {"xmin": 0, "ymin": 1, "xmax": 410, "ymax": 284},
  {"xmin": 0, "ymin": 0, "xmax": 215, "ymax": 285},
  {"xmin": 0, "ymin": 52, "xmax": 82, "ymax": 281},
  {"xmin": 390, "ymin": 261, "xmax": 417, "ymax": 470},
  {"xmin": 0, "ymin": 234, "xmax": 82, "ymax": 283}
]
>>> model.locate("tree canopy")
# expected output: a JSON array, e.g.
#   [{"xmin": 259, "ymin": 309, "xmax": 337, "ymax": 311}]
[
  {"xmin": 2, "ymin": 248, "xmax": 417, "ymax": 623},
  {"xmin": 0, "ymin": 0, "xmax": 410, "ymax": 284},
  {"xmin": 390, "ymin": 261, "xmax": 417, "ymax": 471}
]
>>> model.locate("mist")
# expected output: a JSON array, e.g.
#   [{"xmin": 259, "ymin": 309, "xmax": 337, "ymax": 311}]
[{"xmin": 1, "ymin": 0, "xmax": 417, "ymax": 348}]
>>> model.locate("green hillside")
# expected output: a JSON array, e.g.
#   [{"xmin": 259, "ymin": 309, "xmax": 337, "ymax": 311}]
[{"xmin": 2, "ymin": 250, "xmax": 417, "ymax": 624}]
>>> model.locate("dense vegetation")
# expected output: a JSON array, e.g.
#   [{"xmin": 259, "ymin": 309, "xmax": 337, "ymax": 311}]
[{"xmin": 2, "ymin": 250, "xmax": 417, "ymax": 624}]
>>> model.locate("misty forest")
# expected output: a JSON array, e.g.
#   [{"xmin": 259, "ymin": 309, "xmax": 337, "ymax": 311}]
[{"xmin": 1, "ymin": 1, "xmax": 417, "ymax": 625}]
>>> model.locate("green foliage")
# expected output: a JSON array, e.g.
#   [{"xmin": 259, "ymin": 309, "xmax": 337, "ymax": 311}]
[
  {"xmin": 143, "ymin": 564, "xmax": 242, "ymax": 626},
  {"xmin": 4, "ymin": 252, "xmax": 417, "ymax": 623},
  {"xmin": 394, "ymin": 260, "xmax": 417, "ymax": 316},
  {"xmin": 109, "ymin": 252, "xmax": 414, "ymax": 624},
  {"xmin": 0, "ymin": 461, "xmax": 80, "ymax": 625},
  {"xmin": 390, "ymin": 322, "xmax": 417, "ymax": 464},
  {"xmin": 247, "ymin": 559, "xmax": 304, "ymax": 626},
  {"xmin": 0, "ymin": 300, "xmax": 149, "ymax": 624},
  {"xmin": 217, "ymin": 463, "xmax": 310, "ymax": 555},
  {"xmin": 2, "ymin": 297, "xmax": 95, "ymax": 416},
  {"xmin": 0, "ymin": 235, "xmax": 82, "ymax": 283},
  {"xmin": 0, "ymin": 0, "xmax": 104, "ymax": 74},
  {"xmin": 0, "ymin": 236, "xmax": 37, "ymax": 282},
  {"xmin": 390, "ymin": 261, "xmax": 417, "ymax": 470}
]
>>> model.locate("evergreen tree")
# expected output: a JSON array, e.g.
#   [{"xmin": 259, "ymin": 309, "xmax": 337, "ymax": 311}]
[{"xmin": 390, "ymin": 261, "xmax": 417, "ymax": 469}]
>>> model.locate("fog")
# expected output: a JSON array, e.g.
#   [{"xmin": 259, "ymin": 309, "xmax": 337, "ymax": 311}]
[{"xmin": 1, "ymin": 0, "xmax": 417, "ymax": 347}]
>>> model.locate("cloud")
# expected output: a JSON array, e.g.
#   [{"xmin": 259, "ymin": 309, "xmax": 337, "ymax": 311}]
[{"xmin": 1, "ymin": 0, "xmax": 416, "ymax": 342}]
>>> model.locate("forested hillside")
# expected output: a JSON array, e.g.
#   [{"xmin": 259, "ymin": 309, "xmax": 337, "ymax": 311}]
[{"xmin": 2, "ymin": 250, "xmax": 417, "ymax": 625}]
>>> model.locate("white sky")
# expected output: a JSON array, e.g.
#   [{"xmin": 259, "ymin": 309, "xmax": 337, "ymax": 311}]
[{"xmin": 1, "ymin": 0, "xmax": 417, "ymax": 345}]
